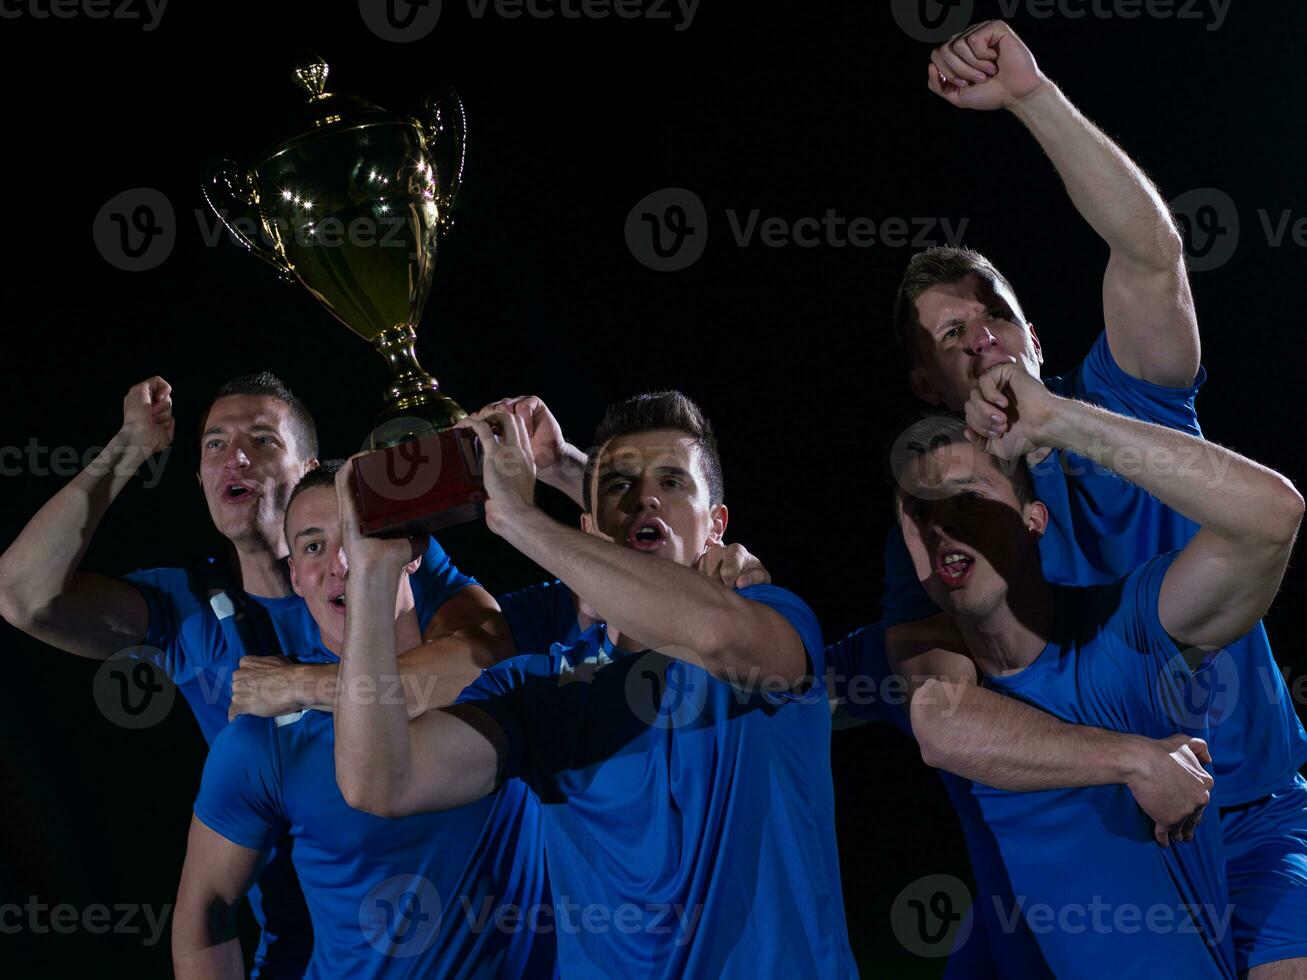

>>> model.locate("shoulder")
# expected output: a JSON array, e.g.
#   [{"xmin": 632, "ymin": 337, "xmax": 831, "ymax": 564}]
[{"xmin": 736, "ymin": 584, "xmax": 821, "ymax": 644}]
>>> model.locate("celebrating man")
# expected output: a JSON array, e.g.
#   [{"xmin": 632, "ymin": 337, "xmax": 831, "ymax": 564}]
[
  {"xmin": 893, "ymin": 370, "xmax": 1301, "ymax": 975},
  {"xmin": 333, "ymin": 391, "xmax": 858, "ymax": 978}
]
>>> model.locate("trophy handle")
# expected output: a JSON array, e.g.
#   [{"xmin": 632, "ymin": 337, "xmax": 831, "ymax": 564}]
[
  {"xmin": 201, "ymin": 159, "xmax": 294, "ymax": 279},
  {"xmin": 421, "ymin": 90, "xmax": 466, "ymax": 235}
]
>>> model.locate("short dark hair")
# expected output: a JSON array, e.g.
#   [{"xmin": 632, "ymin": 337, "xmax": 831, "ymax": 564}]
[
  {"xmin": 582, "ymin": 391, "xmax": 724, "ymax": 512},
  {"xmin": 888, "ymin": 413, "xmax": 1036, "ymax": 507},
  {"xmin": 198, "ymin": 371, "xmax": 319, "ymax": 460},
  {"xmin": 283, "ymin": 458, "xmax": 344, "ymax": 544},
  {"xmin": 891, "ymin": 246, "xmax": 1018, "ymax": 367}
]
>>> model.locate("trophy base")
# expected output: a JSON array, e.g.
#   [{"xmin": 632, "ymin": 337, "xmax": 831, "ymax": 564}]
[{"xmin": 352, "ymin": 427, "xmax": 486, "ymax": 536}]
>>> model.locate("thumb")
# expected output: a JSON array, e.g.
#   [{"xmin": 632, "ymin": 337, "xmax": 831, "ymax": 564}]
[{"xmin": 1190, "ymin": 738, "xmax": 1211, "ymax": 765}]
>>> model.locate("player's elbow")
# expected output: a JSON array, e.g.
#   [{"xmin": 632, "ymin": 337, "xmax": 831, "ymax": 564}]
[
  {"xmin": 339, "ymin": 775, "xmax": 406, "ymax": 818},
  {"xmin": 910, "ymin": 678, "xmax": 960, "ymax": 771},
  {"xmin": 1265, "ymin": 476, "xmax": 1305, "ymax": 546}
]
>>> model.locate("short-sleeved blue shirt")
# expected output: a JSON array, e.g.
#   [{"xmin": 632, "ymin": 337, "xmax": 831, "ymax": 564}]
[
  {"xmin": 881, "ymin": 332, "xmax": 1307, "ymax": 805},
  {"xmin": 457, "ymin": 584, "xmax": 857, "ymax": 979},
  {"xmin": 973, "ymin": 554, "xmax": 1236, "ymax": 977},
  {"xmin": 497, "ymin": 578, "xmax": 585, "ymax": 655},
  {"xmin": 122, "ymin": 537, "xmax": 474, "ymax": 978},
  {"xmin": 195, "ymin": 711, "xmax": 553, "ymax": 979}
]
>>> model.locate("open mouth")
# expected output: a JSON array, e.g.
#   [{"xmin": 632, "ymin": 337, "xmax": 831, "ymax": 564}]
[
  {"xmin": 221, "ymin": 481, "xmax": 258, "ymax": 504},
  {"xmin": 934, "ymin": 549, "xmax": 975, "ymax": 589},
  {"xmin": 328, "ymin": 592, "xmax": 346, "ymax": 612},
  {"xmin": 627, "ymin": 519, "xmax": 668, "ymax": 552}
]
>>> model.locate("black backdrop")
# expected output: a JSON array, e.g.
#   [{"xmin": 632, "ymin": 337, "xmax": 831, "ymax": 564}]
[{"xmin": 2, "ymin": 1, "xmax": 1303, "ymax": 976}]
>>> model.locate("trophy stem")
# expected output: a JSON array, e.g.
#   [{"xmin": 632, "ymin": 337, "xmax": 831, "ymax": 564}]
[{"xmin": 371, "ymin": 324, "xmax": 467, "ymax": 449}]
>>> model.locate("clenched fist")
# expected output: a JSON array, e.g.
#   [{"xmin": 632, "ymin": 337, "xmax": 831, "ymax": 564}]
[{"xmin": 926, "ymin": 20, "xmax": 1047, "ymax": 111}]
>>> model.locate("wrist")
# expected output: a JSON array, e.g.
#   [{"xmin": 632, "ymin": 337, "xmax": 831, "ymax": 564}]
[
  {"xmin": 1032, "ymin": 392, "xmax": 1084, "ymax": 451},
  {"xmin": 538, "ymin": 444, "xmax": 586, "ymax": 490},
  {"xmin": 1117, "ymin": 733, "xmax": 1156, "ymax": 785},
  {"xmin": 1006, "ymin": 75, "xmax": 1057, "ymax": 116}
]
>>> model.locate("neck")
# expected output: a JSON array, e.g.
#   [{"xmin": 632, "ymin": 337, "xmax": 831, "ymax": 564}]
[
  {"xmin": 227, "ymin": 537, "xmax": 291, "ymax": 598},
  {"xmin": 956, "ymin": 566, "xmax": 1055, "ymax": 676}
]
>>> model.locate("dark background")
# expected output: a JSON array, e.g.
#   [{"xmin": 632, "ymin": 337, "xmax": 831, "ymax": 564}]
[{"xmin": 1, "ymin": 0, "xmax": 1303, "ymax": 975}]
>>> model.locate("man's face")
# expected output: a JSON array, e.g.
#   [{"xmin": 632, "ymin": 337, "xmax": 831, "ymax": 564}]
[
  {"xmin": 197, "ymin": 395, "xmax": 315, "ymax": 553},
  {"xmin": 583, "ymin": 429, "xmax": 726, "ymax": 568},
  {"xmin": 285, "ymin": 486, "xmax": 350, "ymax": 650},
  {"xmin": 909, "ymin": 272, "xmax": 1042, "ymax": 410},
  {"xmin": 284, "ymin": 485, "xmax": 418, "ymax": 653},
  {"xmin": 897, "ymin": 440, "xmax": 1045, "ymax": 623}
]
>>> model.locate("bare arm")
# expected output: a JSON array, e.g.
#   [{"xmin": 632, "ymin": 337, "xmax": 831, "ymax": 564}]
[
  {"xmin": 230, "ymin": 585, "xmax": 515, "ymax": 720},
  {"xmin": 331, "ymin": 465, "xmax": 506, "ymax": 817},
  {"xmin": 0, "ymin": 378, "xmax": 174, "ymax": 659},
  {"xmin": 172, "ymin": 816, "xmax": 266, "ymax": 980},
  {"xmin": 928, "ymin": 20, "xmax": 1198, "ymax": 386},
  {"xmin": 887, "ymin": 617, "xmax": 1214, "ymax": 845},
  {"xmin": 971, "ymin": 365, "xmax": 1304, "ymax": 650}
]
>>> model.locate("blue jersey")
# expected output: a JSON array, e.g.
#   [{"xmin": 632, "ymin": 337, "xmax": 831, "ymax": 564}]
[
  {"xmin": 882, "ymin": 332, "xmax": 1307, "ymax": 805},
  {"xmin": 497, "ymin": 578, "xmax": 585, "ymax": 655},
  {"xmin": 122, "ymin": 537, "xmax": 473, "ymax": 978},
  {"xmin": 972, "ymin": 554, "xmax": 1236, "ymax": 977},
  {"xmin": 195, "ymin": 709, "xmax": 553, "ymax": 979},
  {"xmin": 826, "ymin": 625, "xmax": 1055, "ymax": 976},
  {"xmin": 458, "ymin": 584, "xmax": 858, "ymax": 979}
]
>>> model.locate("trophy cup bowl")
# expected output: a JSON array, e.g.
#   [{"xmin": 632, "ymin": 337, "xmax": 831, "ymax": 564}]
[{"xmin": 202, "ymin": 55, "xmax": 484, "ymax": 535}]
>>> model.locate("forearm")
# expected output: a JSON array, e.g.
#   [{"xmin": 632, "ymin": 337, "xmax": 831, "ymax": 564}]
[
  {"xmin": 1046, "ymin": 399, "xmax": 1303, "ymax": 545},
  {"xmin": 334, "ymin": 563, "xmax": 415, "ymax": 810},
  {"xmin": 0, "ymin": 431, "xmax": 147, "ymax": 618},
  {"xmin": 1011, "ymin": 84, "xmax": 1180, "ymax": 268},
  {"xmin": 538, "ymin": 444, "xmax": 587, "ymax": 509},
  {"xmin": 912, "ymin": 676, "xmax": 1140, "ymax": 790},
  {"xmin": 496, "ymin": 505, "xmax": 750, "ymax": 667},
  {"xmin": 171, "ymin": 902, "xmax": 243, "ymax": 980}
]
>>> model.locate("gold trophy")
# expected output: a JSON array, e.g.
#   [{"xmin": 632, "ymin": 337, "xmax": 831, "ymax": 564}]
[{"xmin": 202, "ymin": 55, "xmax": 483, "ymax": 533}]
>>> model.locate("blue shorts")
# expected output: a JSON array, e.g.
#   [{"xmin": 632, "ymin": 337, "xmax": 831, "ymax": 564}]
[{"xmin": 1220, "ymin": 772, "xmax": 1307, "ymax": 972}]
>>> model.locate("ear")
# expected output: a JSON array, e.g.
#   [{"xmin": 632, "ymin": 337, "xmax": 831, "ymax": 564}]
[
  {"xmin": 402, "ymin": 556, "xmax": 421, "ymax": 576},
  {"xmin": 707, "ymin": 503, "xmax": 728, "ymax": 546},
  {"xmin": 580, "ymin": 512, "xmax": 594, "ymax": 535},
  {"xmin": 305, "ymin": 456, "xmax": 320, "ymax": 474},
  {"xmin": 1023, "ymin": 500, "xmax": 1049, "ymax": 538},
  {"xmin": 288, "ymin": 557, "xmax": 304, "ymax": 598},
  {"xmin": 909, "ymin": 364, "xmax": 944, "ymax": 407},
  {"xmin": 1028, "ymin": 322, "xmax": 1044, "ymax": 366}
]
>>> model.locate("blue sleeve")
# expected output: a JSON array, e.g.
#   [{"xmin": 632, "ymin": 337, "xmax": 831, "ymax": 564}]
[
  {"xmin": 881, "ymin": 527, "xmax": 940, "ymax": 628},
  {"xmin": 410, "ymin": 536, "xmax": 476, "ymax": 631},
  {"xmin": 826, "ymin": 623, "xmax": 908, "ymax": 731},
  {"xmin": 455, "ymin": 656, "xmax": 547, "ymax": 783},
  {"xmin": 1045, "ymin": 331, "xmax": 1205, "ymax": 434},
  {"xmin": 121, "ymin": 566, "xmax": 195, "ymax": 680},
  {"xmin": 1100, "ymin": 552, "xmax": 1186, "ymax": 671},
  {"xmin": 735, "ymin": 583, "xmax": 825, "ymax": 703},
  {"xmin": 192, "ymin": 716, "xmax": 286, "ymax": 852},
  {"xmin": 497, "ymin": 580, "xmax": 580, "ymax": 655}
]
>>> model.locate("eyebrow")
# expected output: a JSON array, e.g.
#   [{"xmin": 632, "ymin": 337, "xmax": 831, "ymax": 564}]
[
  {"xmin": 292, "ymin": 526, "xmax": 325, "ymax": 542},
  {"xmin": 599, "ymin": 464, "xmax": 692, "ymax": 484},
  {"xmin": 201, "ymin": 421, "xmax": 282, "ymax": 438}
]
